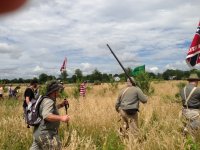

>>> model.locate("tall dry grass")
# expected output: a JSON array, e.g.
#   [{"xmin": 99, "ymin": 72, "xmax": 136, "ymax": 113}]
[{"xmin": 0, "ymin": 81, "xmax": 199, "ymax": 150}]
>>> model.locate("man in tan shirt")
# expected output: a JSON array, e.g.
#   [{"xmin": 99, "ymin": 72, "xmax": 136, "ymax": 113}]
[{"xmin": 115, "ymin": 77, "xmax": 148, "ymax": 137}]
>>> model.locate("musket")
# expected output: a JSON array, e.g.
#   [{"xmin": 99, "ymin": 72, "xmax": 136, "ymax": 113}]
[
  {"xmin": 63, "ymin": 98, "xmax": 71, "ymax": 147},
  {"xmin": 64, "ymin": 98, "xmax": 69, "ymax": 127},
  {"xmin": 107, "ymin": 44, "xmax": 135, "ymax": 86}
]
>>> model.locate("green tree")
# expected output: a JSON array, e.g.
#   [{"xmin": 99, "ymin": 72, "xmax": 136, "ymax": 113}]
[
  {"xmin": 39, "ymin": 73, "xmax": 49, "ymax": 83},
  {"xmin": 60, "ymin": 70, "xmax": 68, "ymax": 83},
  {"xmin": 75, "ymin": 69, "xmax": 83, "ymax": 81},
  {"xmin": 71, "ymin": 75, "xmax": 77, "ymax": 83},
  {"xmin": 90, "ymin": 69, "xmax": 102, "ymax": 82},
  {"xmin": 102, "ymin": 73, "xmax": 110, "ymax": 82}
]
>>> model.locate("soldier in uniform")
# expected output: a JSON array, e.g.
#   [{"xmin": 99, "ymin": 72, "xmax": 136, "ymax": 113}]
[
  {"xmin": 180, "ymin": 73, "xmax": 200, "ymax": 135},
  {"xmin": 115, "ymin": 77, "xmax": 148, "ymax": 137}
]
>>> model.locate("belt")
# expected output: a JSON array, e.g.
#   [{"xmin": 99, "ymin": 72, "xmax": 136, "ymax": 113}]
[{"xmin": 183, "ymin": 105, "xmax": 200, "ymax": 109}]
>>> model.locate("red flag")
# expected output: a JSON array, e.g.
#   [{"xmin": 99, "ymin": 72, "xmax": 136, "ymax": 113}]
[
  {"xmin": 60, "ymin": 57, "xmax": 67, "ymax": 72},
  {"xmin": 186, "ymin": 21, "xmax": 200, "ymax": 67}
]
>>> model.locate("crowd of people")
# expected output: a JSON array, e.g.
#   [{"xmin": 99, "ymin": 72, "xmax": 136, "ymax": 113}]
[
  {"xmin": 0, "ymin": 84, "xmax": 21, "ymax": 100},
  {"xmin": 1, "ymin": 73, "xmax": 200, "ymax": 149}
]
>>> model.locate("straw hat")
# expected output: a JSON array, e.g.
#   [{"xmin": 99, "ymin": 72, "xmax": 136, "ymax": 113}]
[{"xmin": 187, "ymin": 73, "xmax": 200, "ymax": 81}]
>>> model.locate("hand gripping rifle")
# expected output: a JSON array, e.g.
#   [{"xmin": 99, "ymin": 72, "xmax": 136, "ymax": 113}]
[{"xmin": 106, "ymin": 44, "xmax": 135, "ymax": 86}]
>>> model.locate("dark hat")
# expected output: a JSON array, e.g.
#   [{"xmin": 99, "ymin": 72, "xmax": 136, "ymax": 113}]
[
  {"xmin": 46, "ymin": 80, "xmax": 63, "ymax": 95},
  {"xmin": 30, "ymin": 79, "xmax": 38, "ymax": 85},
  {"xmin": 187, "ymin": 73, "xmax": 200, "ymax": 81}
]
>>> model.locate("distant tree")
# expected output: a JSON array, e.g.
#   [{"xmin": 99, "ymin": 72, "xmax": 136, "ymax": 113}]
[
  {"xmin": 162, "ymin": 69, "xmax": 186, "ymax": 80},
  {"xmin": 75, "ymin": 69, "xmax": 83, "ymax": 81},
  {"xmin": 18, "ymin": 78, "xmax": 24, "ymax": 83},
  {"xmin": 47, "ymin": 75, "xmax": 56, "ymax": 81},
  {"xmin": 148, "ymin": 72, "xmax": 156, "ymax": 79},
  {"xmin": 60, "ymin": 70, "xmax": 68, "ymax": 83},
  {"xmin": 71, "ymin": 75, "xmax": 77, "ymax": 83},
  {"xmin": 11, "ymin": 78, "xmax": 18, "ymax": 83},
  {"xmin": 102, "ymin": 73, "xmax": 110, "ymax": 82},
  {"xmin": 39, "ymin": 73, "xmax": 49, "ymax": 83},
  {"xmin": 90, "ymin": 69, "xmax": 102, "ymax": 82}
]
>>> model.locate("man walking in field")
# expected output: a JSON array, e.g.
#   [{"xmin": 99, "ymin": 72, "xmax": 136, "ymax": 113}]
[
  {"xmin": 115, "ymin": 77, "xmax": 148, "ymax": 137},
  {"xmin": 0, "ymin": 84, "xmax": 4, "ymax": 100},
  {"xmin": 180, "ymin": 73, "xmax": 200, "ymax": 135},
  {"xmin": 30, "ymin": 80, "xmax": 70, "ymax": 150},
  {"xmin": 80, "ymin": 81, "xmax": 87, "ymax": 98},
  {"xmin": 23, "ymin": 79, "xmax": 38, "ymax": 108}
]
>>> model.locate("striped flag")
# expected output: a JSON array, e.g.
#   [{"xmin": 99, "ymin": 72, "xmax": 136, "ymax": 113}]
[
  {"xmin": 60, "ymin": 57, "xmax": 67, "ymax": 72},
  {"xmin": 186, "ymin": 21, "xmax": 200, "ymax": 67}
]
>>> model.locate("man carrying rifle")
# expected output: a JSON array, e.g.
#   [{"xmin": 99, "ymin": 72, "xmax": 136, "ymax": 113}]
[
  {"xmin": 30, "ymin": 80, "xmax": 70, "ymax": 150},
  {"xmin": 115, "ymin": 77, "xmax": 148, "ymax": 137}
]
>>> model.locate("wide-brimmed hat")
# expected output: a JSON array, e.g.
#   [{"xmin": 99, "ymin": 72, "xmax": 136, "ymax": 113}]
[
  {"xmin": 46, "ymin": 80, "xmax": 63, "ymax": 95},
  {"xmin": 187, "ymin": 73, "xmax": 200, "ymax": 81},
  {"xmin": 127, "ymin": 77, "xmax": 136, "ymax": 85}
]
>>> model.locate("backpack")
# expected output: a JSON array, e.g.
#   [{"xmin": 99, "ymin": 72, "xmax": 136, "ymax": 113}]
[{"xmin": 23, "ymin": 95, "xmax": 47, "ymax": 127}]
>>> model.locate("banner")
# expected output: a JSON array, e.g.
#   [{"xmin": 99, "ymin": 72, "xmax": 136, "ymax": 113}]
[
  {"xmin": 131, "ymin": 65, "xmax": 145, "ymax": 76},
  {"xmin": 60, "ymin": 57, "xmax": 67, "ymax": 72},
  {"xmin": 186, "ymin": 21, "xmax": 200, "ymax": 67}
]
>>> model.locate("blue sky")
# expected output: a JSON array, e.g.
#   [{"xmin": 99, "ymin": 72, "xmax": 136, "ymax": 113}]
[{"xmin": 0, "ymin": 0, "xmax": 199, "ymax": 79}]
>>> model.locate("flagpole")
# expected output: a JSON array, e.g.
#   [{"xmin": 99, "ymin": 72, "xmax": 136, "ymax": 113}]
[{"xmin": 107, "ymin": 44, "xmax": 135, "ymax": 86}]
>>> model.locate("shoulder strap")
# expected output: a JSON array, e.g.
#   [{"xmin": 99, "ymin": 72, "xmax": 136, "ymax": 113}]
[
  {"xmin": 120, "ymin": 87, "xmax": 130, "ymax": 101},
  {"xmin": 184, "ymin": 86, "xmax": 197, "ymax": 109}
]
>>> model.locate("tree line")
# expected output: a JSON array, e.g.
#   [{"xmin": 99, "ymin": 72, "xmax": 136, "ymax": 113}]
[{"xmin": 0, "ymin": 68, "xmax": 199, "ymax": 84}]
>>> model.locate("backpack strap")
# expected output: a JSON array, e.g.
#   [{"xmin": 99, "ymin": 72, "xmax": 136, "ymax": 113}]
[
  {"xmin": 184, "ymin": 86, "xmax": 197, "ymax": 109},
  {"xmin": 34, "ymin": 95, "xmax": 43, "ymax": 109}
]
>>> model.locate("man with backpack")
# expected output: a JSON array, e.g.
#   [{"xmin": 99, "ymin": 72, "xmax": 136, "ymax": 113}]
[
  {"xmin": 115, "ymin": 77, "xmax": 148, "ymax": 137},
  {"xmin": 180, "ymin": 73, "xmax": 200, "ymax": 136},
  {"xmin": 30, "ymin": 80, "xmax": 70, "ymax": 150},
  {"xmin": 23, "ymin": 79, "xmax": 38, "ymax": 109}
]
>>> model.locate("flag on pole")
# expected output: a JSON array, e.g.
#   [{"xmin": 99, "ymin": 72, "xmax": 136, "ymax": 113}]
[
  {"xmin": 60, "ymin": 57, "xmax": 67, "ymax": 72},
  {"xmin": 131, "ymin": 65, "xmax": 145, "ymax": 76},
  {"xmin": 186, "ymin": 21, "xmax": 200, "ymax": 67}
]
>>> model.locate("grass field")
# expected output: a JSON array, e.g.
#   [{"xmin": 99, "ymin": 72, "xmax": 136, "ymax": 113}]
[{"xmin": 0, "ymin": 81, "xmax": 200, "ymax": 150}]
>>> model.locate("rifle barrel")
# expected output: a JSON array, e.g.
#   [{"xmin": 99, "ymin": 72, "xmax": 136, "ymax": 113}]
[{"xmin": 107, "ymin": 44, "xmax": 135, "ymax": 86}]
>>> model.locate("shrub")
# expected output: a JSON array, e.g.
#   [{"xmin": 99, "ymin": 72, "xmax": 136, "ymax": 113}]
[{"xmin": 135, "ymin": 72, "xmax": 154, "ymax": 95}]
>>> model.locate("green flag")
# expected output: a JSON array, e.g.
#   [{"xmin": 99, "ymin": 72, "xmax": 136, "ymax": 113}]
[{"xmin": 131, "ymin": 65, "xmax": 145, "ymax": 76}]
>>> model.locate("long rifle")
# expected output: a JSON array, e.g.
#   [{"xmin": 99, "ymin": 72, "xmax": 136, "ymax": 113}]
[
  {"xmin": 106, "ymin": 44, "xmax": 135, "ymax": 86},
  {"xmin": 63, "ymin": 98, "xmax": 71, "ymax": 147},
  {"xmin": 64, "ymin": 98, "xmax": 69, "ymax": 127}
]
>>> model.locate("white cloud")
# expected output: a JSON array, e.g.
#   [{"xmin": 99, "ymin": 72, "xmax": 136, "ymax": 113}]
[
  {"xmin": 0, "ymin": 0, "xmax": 200, "ymax": 79},
  {"xmin": 148, "ymin": 67, "xmax": 159, "ymax": 73},
  {"xmin": 80, "ymin": 63, "xmax": 95, "ymax": 74},
  {"xmin": 33, "ymin": 65, "xmax": 44, "ymax": 72}
]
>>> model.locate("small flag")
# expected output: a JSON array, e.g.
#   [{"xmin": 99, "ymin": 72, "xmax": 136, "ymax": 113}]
[
  {"xmin": 131, "ymin": 65, "xmax": 145, "ymax": 76},
  {"xmin": 186, "ymin": 21, "xmax": 200, "ymax": 67},
  {"xmin": 60, "ymin": 57, "xmax": 67, "ymax": 72}
]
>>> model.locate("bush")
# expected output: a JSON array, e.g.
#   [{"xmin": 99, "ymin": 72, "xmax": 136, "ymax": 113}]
[
  {"xmin": 134, "ymin": 72, "xmax": 154, "ymax": 95},
  {"xmin": 94, "ymin": 80, "xmax": 101, "ymax": 85},
  {"xmin": 108, "ymin": 80, "xmax": 119, "ymax": 93},
  {"xmin": 175, "ymin": 82, "xmax": 186, "ymax": 101}
]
